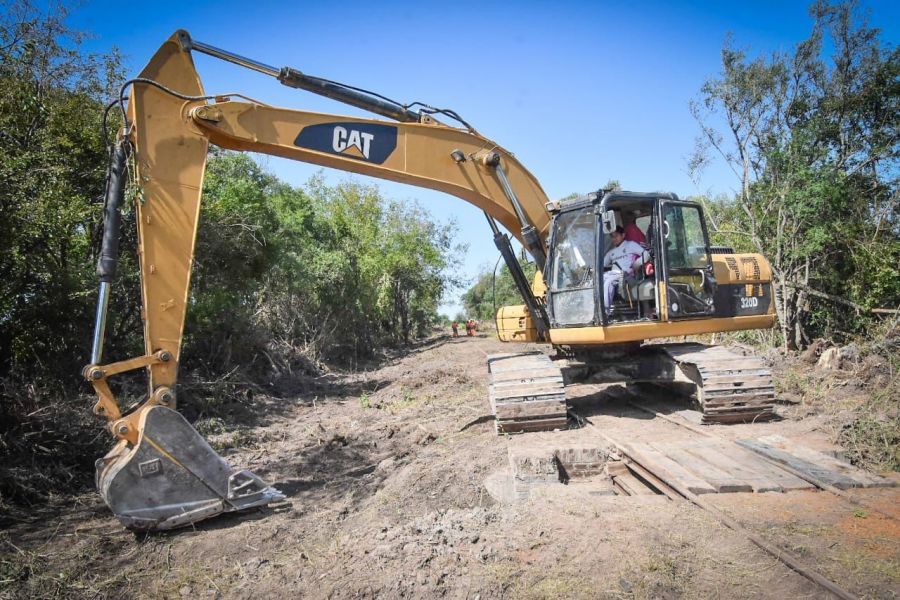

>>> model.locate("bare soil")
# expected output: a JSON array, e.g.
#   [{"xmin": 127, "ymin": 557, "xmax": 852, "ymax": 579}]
[{"xmin": 1, "ymin": 335, "xmax": 898, "ymax": 599}]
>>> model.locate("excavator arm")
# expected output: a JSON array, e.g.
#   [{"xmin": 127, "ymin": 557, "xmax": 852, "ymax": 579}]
[{"xmin": 85, "ymin": 31, "xmax": 552, "ymax": 530}]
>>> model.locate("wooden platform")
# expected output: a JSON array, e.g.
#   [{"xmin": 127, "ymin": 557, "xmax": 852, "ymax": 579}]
[
  {"xmin": 621, "ymin": 438, "xmax": 812, "ymax": 494},
  {"xmin": 737, "ymin": 435, "xmax": 897, "ymax": 490},
  {"xmin": 617, "ymin": 434, "xmax": 897, "ymax": 495}
]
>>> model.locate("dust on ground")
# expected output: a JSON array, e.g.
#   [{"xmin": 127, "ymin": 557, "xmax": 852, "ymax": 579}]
[{"xmin": 1, "ymin": 335, "xmax": 898, "ymax": 599}]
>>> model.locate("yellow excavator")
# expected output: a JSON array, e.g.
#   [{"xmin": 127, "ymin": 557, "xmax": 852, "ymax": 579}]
[{"xmin": 85, "ymin": 31, "xmax": 776, "ymax": 530}]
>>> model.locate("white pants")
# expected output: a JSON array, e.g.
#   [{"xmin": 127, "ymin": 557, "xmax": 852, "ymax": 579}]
[{"xmin": 603, "ymin": 270, "xmax": 621, "ymax": 313}]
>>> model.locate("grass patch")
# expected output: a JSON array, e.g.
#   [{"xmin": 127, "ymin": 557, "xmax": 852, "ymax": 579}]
[
  {"xmin": 615, "ymin": 534, "xmax": 698, "ymax": 599},
  {"xmin": 0, "ymin": 530, "xmax": 130, "ymax": 599},
  {"xmin": 838, "ymin": 342, "xmax": 900, "ymax": 472}
]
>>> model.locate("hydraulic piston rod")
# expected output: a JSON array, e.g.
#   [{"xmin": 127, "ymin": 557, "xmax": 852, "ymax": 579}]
[
  {"xmin": 484, "ymin": 213, "xmax": 550, "ymax": 339},
  {"xmin": 176, "ymin": 30, "xmax": 421, "ymax": 123},
  {"xmin": 482, "ymin": 152, "xmax": 547, "ymax": 271},
  {"xmin": 90, "ymin": 140, "xmax": 129, "ymax": 364}
]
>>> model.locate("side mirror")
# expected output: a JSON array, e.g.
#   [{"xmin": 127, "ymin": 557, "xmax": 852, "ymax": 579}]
[{"xmin": 601, "ymin": 210, "xmax": 616, "ymax": 234}]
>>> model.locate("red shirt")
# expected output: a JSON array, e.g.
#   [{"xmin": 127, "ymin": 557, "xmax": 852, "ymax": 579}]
[{"xmin": 623, "ymin": 223, "xmax": 646, "ymax": 244}]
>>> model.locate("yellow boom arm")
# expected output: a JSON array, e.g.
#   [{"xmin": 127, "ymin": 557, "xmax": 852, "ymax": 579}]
[
  {"xmin": 86, "ymin": 30, "xmax": 551, "ymax": 443},
  {"xmin": 84, "ymin": 30, "xmax": 558, "ymax": 530}
]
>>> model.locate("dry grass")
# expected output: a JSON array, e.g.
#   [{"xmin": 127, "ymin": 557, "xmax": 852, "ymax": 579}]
[{"xmin": 770, "ymin": 328, "xmax": 899, "ymax": 472}]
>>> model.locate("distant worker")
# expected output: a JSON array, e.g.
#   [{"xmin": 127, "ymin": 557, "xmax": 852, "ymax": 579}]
[
  {"xmin": 451, "ymin": 321, "xmax": 459, "ymax": 337},
  {"xmin": 603, "ymin": 226, "xmax": 644, "ymax": 316},
  {"xmin": 623, "ymin": 212, "xmax": 646, "ymax": 245},
  {"xmin": 466, "ymin": 319, "xmax": 475, "ymax": 336}
]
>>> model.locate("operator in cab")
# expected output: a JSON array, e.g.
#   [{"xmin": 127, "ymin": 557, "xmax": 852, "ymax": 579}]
[{"xmin": 602, "ymin": 226, "xmax": 644, "ymax": 316}]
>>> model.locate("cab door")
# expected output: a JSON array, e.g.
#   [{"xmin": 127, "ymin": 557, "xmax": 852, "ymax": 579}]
[
  {"xmin": 660, "ymin": 202, "xmax": 716, "ymax": 319},
  {"xmin": 546, "ymin": 207, "xmax": 599, "ymax": 327}
]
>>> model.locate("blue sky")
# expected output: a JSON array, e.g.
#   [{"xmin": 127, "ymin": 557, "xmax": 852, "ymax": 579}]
[{"xmin": 66, "ymin": 0, "xmax": 898, "ymax": 316}]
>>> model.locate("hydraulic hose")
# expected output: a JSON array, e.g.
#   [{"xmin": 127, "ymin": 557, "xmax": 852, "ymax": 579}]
[{"xmin": 97, "ymin": 140, "xmax": 129, "ymax": 283}]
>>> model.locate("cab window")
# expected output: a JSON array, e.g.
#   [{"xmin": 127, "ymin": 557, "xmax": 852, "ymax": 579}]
[
  {"xmin": 664, "ymin": 204, "xmax": 707, "ymax": 270},
  {"xmin": 549, "ymin": 209, "xmax": 596, "ymax": 326}
]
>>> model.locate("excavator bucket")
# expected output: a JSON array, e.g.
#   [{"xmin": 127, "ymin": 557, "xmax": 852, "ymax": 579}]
[
  {"xmin": 96, "ymin": 406, "xmax": 284, "ymax": 531},
  {"xmin": 82, "ymin": 34, "xmax": 288, "ymax": 531}
]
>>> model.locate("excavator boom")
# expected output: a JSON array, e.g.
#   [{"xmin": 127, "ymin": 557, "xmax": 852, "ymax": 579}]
[{"xmin": 86, "ymin": 31, "xmax": 553, "ymax": 530}]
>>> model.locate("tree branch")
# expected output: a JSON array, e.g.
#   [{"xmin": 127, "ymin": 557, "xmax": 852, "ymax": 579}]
[{"xmin": 782, "ymin": 281, "xmax": 900, "ymax": 315}]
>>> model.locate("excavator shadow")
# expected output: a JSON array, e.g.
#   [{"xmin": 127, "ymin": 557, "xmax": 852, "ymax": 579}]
[{"xmin": 566, "ymin": 383, "xmax": 694, "ymax": 422}]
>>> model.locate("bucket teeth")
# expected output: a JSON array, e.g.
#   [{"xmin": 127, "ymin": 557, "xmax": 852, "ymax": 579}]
[{"xmin": 97, "ymin": 405, "xmax": 284, "ymax": 531}]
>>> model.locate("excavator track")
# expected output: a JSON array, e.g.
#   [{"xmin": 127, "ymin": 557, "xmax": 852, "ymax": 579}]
[
  {"xmin": 662, "ymin": 344, "xmax": 777, "ymax": 424},
  {"xmin": 487, "ymin": 352, "xmax": 567, "ymax": 434}
]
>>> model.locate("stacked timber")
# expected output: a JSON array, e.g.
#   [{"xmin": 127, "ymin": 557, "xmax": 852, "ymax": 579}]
[
  {"xmin": 487, "ymin": 352, "xmax": 567, "ymax": 434},
  {"xmin": 738, "ymin": 435, "xmax": 897, "ymax": 489},
  {"xmin": 663, "ymin": 344, "xmax": 777, "ymax": 424}
]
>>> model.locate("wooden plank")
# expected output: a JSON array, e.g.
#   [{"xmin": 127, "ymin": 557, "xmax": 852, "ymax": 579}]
[
  {"xmin": 497, "ymin": 417, "xmax": 567, "ymax": 433},
  {"xmin": 703, "ymin": 413, "xmax": 777, "ymax": 423},
  {"xmin": 703, "ymin": 399, "xmax": 776, "ymax": 409},
  {"xmin": 704, "ymin": 385, "xmax": 776, "ymax": 394},
  {"xmin": 703, "ymin": 413, "xmax": 776, "ymax": 425},
  {"xmin": 490, "ymin": 363, "xmax": 556, "ymax": 376},
  {"xmin": 491, "ymin": 367, "xmax": 562, "ymax": 382},
  {"xmin": 703, "ymin": 407, "xmax": 777, "ymax": 417},
  {"xmin": 702, "ymin": 399, "xmax": 776, "ymax": 410},
  {"xmin": 736, "ymin": 440, "xmax": 864, "ymax": 489},
  {"xmin": 703, "ymin": 379, "xmax": 775, "ymax": 392},
  {"xmin": 679, "ymin": 442, "xmax": 783, "ymax": 493},
  {"xmin": 487, "ymin": 354, "xmax": 544, "ymax": 370},
  {"xmin": 708, "ymin": 443, "xmax": 814, "ymax": 491},
  {"xmin": 487, "ymin": 352, "xmax": 543, "ymax": 362},
  {"xmin": 704, "ymin": 398, "xmax": 775, "ymax": 407},
  {"xmin": 488, "ymin": 355, "xmax": 550, "ymax": 373},
  {"xmin": 702, "ymin": 394, "xmax": 776, "ymax": 405},
  {"xmin": 705, "ymin": 387, "xmax": 774, "ymax": 395},
  {"xmin": 704, "ymin": 387, "xmax": 776, "ymax": 396},
  {"xmin": 756, "ymin": 436, "xmax": 896, "ymax": 488},
  {"xmin": 694, "ymin": 360, "xmax": 764, "ymax": 369},
  {"xmin": 705, "ymin": 405, "xmax": 777, "ymax": 413},
  {"xmin": 613, "ymin": 472, "xmax": 657, "ymax": 496},
  {"xmin": 653, "ymin": 442, "xmax": 753, "ymax": 493},
  {"xmin": 703, "ymin": 371, "xmax": 771, "ymax": 382},
  {"xmin": 703, "ymin": 383, "xmax": 774, "ymax": 393},
  {"xmin": 606, "ymin": 461, "xmax": 629, "ymax": 477},
  {"xmin": 625, "ymin": 442, "xmax": 716, "ymax": 494},
  {"xmin": 680, "ymin": 442, "xmax": 782, "ymax": 493},
  {"xmin": 492, "ymin": 375, "xmax": 563, "ymax": 388},
  {"xmin": 491, "ymin": 383, "xmax": 564, "ymax": 399},
  {"xmin": 491, "ymin": 382, "xmax": 563, "ymax": 393},
  {"xmin": 493, "ymin": 400, "xmax": 566, "ymax": 420}
]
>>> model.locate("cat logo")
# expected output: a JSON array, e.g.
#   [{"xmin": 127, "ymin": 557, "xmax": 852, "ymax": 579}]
[
  {"xmin": 331, "ymin": 126, "xmax": 374, "ymax": 159},
  {"xmin": 294, "ymin": 122, "xmax": 398, "ymax": 165}
]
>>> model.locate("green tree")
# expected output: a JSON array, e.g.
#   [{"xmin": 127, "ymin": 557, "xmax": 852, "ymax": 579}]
[
  {"xmin": 0, "ymin": 1, "xmax": 126, "ymax": 506},
  {"xmin": 184, "ymin": 150, "xmax": 295, "ymax": 372},
  {"xmin": 462, "ymin": 254, "xmax": 537, "ymax": 322},
  {"xmin": 691, "ymin": 0, "xmax": 899, "ymax": 348},
  {"xmin": 187, "ymin": 161, "xmax": 463, "ymax": 370},
  {"xmin": 0, "ymin": 2, "xmax": 124, "ymax": 380}
]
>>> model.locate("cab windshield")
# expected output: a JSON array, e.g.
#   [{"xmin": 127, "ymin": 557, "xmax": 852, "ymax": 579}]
[{"xmin": 549, "ymin": 209, "xmax": 596, "ymax": 326}]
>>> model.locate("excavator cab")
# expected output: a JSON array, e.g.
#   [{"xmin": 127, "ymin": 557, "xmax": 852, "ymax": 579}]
[{"xmin": 545, "ymin": 191, "xmax": 717, "ymax": 328}]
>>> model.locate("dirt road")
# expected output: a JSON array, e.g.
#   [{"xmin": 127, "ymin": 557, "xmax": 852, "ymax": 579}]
[{"xmin": 2, "ymin": 335, "xmax": 898, "ymax": 599}]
